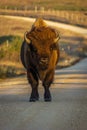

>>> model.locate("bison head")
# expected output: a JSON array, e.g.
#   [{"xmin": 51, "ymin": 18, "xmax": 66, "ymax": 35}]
[{"xmin": 24, "ymin": 18, "xmax": 60, "ymax": 70}]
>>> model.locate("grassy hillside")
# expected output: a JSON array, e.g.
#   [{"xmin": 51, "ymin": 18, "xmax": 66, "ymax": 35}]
[
  {"xmin": 0, "ymin": 0, "xmax": 87, "ymax": 11},
  {"xmin": 0, "ymin": 16, "xmax": 32, "ymax": 78},
  {"xmin": 0, "ymin": 16, "xmax": 87, "ymax": 78},
  {"xmin": 0, "ymin": 36, "xmax": 23, "ymax": 78}
]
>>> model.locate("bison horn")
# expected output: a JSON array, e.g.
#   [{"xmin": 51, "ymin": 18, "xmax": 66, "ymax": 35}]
[
  {"xmin": 54, "ymin": 36, "xmax": 60, "ymax": 43},
  {"xmin": 24, "ymin": 31, "xmax": 31, "ymax": 44}
]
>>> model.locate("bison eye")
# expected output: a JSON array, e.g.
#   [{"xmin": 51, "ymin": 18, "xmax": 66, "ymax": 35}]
[
  {"xmin": 29, "ymin": 44, "xmax": 37, "ymax": 52},
  {"xmin": 33, "ymin": 46, "xmax": 37, "ymax": 52},
  {"xmin": 50, "ymin": 44, "xmax": 57, "ymax": 51}
]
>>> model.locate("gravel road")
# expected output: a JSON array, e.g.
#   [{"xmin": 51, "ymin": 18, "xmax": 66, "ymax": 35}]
[
  {"xmin": 0, "ymin": 58, "xmax": 87, "ymax": 130},
  {"xmin": 0, "ymin": 15, "xmax": 87, "ymax": 130}
]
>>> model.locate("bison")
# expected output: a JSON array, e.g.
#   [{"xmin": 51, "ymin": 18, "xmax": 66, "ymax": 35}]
[{"xmin": 20, "ymin": 18, "xmax": 60, "ymax": 102}]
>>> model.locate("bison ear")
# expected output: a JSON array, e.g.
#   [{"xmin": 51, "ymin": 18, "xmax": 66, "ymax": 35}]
[
  {"xmin": 54, "ymin": 30, "xmax": 60, "ymax": 43},
  {"xmin": 24, "ymin": 31, "xmax": 31, "ymax": 44},
  {"xmin": 32, "ymin": 18, "xmax": 47, "ymax": 29}
]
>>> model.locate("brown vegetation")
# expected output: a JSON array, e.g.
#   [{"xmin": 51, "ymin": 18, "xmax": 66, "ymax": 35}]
[
  {"xmin": 0, "ymin": 16, "xmax": 87, "ymax": 78},
  {"xmin": 0, "ymin": 0, "xmax": 87, "ymax": 11}
]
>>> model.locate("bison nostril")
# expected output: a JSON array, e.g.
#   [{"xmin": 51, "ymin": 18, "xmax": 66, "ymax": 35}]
[{"xmin": 40, "ymin": 58, "xmax": 49, "ymax": 64}]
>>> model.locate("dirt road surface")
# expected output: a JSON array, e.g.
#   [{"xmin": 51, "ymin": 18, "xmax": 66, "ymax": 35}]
[
  {"xmin": 0, "ymin": 15, "xmax": 87, "ymax": 130},
  {"xmin": 1, "ymin": 15, "xmax": 87, "ymax": 38},
  {"xmin": 0, "ymin": 58, "xmax": 87, "ymax": 130}
]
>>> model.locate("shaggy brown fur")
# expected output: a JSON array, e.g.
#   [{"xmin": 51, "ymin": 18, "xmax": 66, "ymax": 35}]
[
  {"xmin": 20, "ymin": 18, "xmax": 60, "ymax": 102},
  {"xmin": 27, "ymin": 27, "xmax": 58, "ymax": 42}
]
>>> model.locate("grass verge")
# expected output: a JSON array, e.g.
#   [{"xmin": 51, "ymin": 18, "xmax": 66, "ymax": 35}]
[{"xmin": 0, "ymin": 16, "xmax": 87, "ymax": 79}]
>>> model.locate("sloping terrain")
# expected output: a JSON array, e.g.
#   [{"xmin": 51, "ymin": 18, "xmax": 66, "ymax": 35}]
[
  {"xmin": 0, "ymin": 58, "xmax": 87, "ymax": 130},
  {"xmin": 0, "ymin": 0, "xmax": 87, "ymax": 10}
]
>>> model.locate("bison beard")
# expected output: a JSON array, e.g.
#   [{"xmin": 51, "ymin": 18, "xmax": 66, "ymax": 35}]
[{"xmin": 20, "ymin": 18, "xmax": 60, "ymax": 102}]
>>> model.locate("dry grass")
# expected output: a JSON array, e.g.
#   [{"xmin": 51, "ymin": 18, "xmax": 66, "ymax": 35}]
[
  {"xmin": 0, "ymin": 16, "xmax": 32, "ymax": 37},
  {"xmin": 0, "ymin": 0, "xmax": 87, "ymax": 10},
  {"xmin": 0, "ymin": 15, "xmax": 85, "ymax": 38},
  {"xmin": 0, "ymin": 16, "xmax": 87, "ymax": 78},
  {"xmin": 0, "ymin": 16, "xmax": 33, "ymax": 78}
]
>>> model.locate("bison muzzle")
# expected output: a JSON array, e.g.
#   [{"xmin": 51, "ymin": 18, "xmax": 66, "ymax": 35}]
[{"xmin": 20, "ymin": 18, "xmax": 60, "ymax": 102}]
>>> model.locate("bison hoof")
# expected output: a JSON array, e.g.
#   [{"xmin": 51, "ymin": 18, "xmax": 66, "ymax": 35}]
[
  {"xmin": 44, "ymin": 92, "xmax": 52, "ymax": 102},
  {"xmin": 29, "ymin": 97, "xmax": 39, "ymax": 102},
  {"xmin": 29, "ymin": 98, "xmax": 37, "ymax": 102},
  {"xmin": 44, "ymin": 97, "xmax": 52, "ymax": 102},
  {"xmin": 29, "ymin": 95, "xmax": 39, "ymax": 102}
]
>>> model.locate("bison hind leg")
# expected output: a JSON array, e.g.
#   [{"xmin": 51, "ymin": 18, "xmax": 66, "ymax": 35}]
[
  {"xmin": 43, "ymin": 70, "xmax": 54, "ymax": 102},
  {"xmin": 43, "ymin": 84, "xmax": 52, "ymax": 102},
  {"xmin": 30, "ymin": 89, "xmax": 39, "ymax": 102},
  {"xmin": 44, "ymin": 92, "xmax": 52, "ymax": 102},
  {"xmin": 29, "ymin": 80, "xmax": 39, "ymax": 102},
  {"xmin": 27, "ymin": 69, "xmax": 39, "ymax": 102}
]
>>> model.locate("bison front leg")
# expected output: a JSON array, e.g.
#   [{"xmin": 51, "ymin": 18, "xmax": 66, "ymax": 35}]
[
  {"xmin": 27, "ymin": 68, "xmax": 39, "ymax": 102},
  {"xmin": 43, "ymin": 70, "xmax": 54, "ymax": 102}
]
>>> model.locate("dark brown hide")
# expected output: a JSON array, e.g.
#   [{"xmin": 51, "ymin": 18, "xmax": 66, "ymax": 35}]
[{"xmin": 20, "ymin": 18, "xmax": 60, "ymax": 101}]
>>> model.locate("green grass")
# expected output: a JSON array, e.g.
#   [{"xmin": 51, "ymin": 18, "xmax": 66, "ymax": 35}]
[
  {"xmin": 0, "ymin": 35, "xmax": 25, "ymax": 78},
  {"xmin": 0, "ymin": 35, "xmax": 22, "ymax": 61}
]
